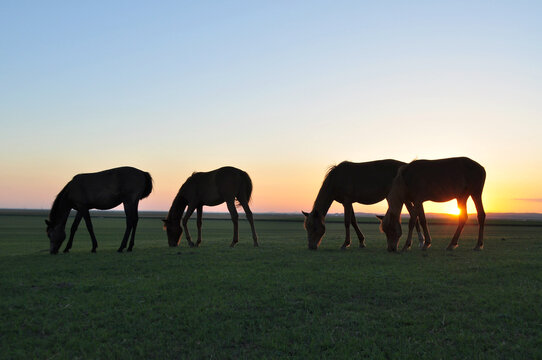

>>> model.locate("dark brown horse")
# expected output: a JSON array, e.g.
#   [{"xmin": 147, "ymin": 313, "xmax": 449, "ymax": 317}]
[
  {"xmin": 163, "ymin": 166, "xmax": 258, "ymax": 248},
  {"xmin": 46, "ymin": 167, "xmax": 153, "ymax": 254},
  {"xmin": 378, "ymin": 157, "xmax": 486, "ymax": 252},
  {"xmin": 302, "ymin": 160, "xmax": 425, "ymax": 250}
]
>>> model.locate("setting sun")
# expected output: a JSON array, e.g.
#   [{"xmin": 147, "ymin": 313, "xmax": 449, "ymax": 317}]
[
  {"xmin": 422, "ymin": 199, "xmax": 471, "ymax": 216},
  {"xmin": 446, "ymin": 204, "xmax": 461, "ymax": 216}
]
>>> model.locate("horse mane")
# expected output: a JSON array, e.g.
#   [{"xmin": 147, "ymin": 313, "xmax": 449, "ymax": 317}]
[
  {"xmin": 386, "ymin": 165, "xmax": 408, "ymax": 216},
  {"xmin": 325, "ymin": 163, "xmax": 338, "ymax": 177},
  {"xmin": 321, "ymin": 161, "xmax": 353, "ymax": 187},
  {"xmin": 312, "ymin": 164, "xmax": 337, "ymax": 206},
  {"xmin": 322, "ymin": 162, "xmax": 344, "ymax": 184},
  {"xmin": 310, "ymin": 162, "xmax": 348, "ymax": 213},
  {"xmin": 179, "ymin": 172, "xmax": 200, "ymax": 190},
  {"xmin": 49, "ymin": 183, "xmax": 70, "ymax": 225}
]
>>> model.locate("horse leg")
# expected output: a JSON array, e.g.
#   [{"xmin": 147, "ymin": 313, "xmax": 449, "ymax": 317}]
[
  {"xmin": 350, "ymin": 206, "xmax": 366, "ymax": 248},
  {"xmin": 416, "ymin": 203, "xmax": 432, "ymax": 250},
  {"xmin": 414, "ymin": 217, "xmax": 425, "ymax": 248},
  {"xmin": 239, "ymin": 201, "xmax": 258, "ymax": 247},
  {"xmin": 182, "ymin": 205, "xmax": 196, "ymax": 248},
  {"xmin": 195, "ymin": 206, "xmax": 203, "ymax": 247},
  {"xmin": 447, "ymin": 197, "xmax": 468, "ymax": 250},
  {"xmin": 226, "ymin": 200, "xmax": 239, "ymax": 247},
  {"xmin": 341, "ymin": 203, "xmax": 352, "ymax": 249},
  {"xmin": 117, "ymin": 202, "xmax": 135, "ymax": 252},
  {"xmin": 64, "ymin": 211, "xmax": 82, "ymax": 253},
  {"xmin": 402, "ymin": 203, "xmax": 417, "ymax": 251},
  {"xmin": 126, "ymin": 201, "xmax": 139, "ymax": 252},
  {"xmin": 406, "ymin": 202, "xmax": 425, "ymax": 247},
  {"xmin": 81, "ymin": 210, "xmax": 98, "ymax": 253},
  {"xmin": 472, "ymin": 194, "xmax": 486, "ymax": 250}
]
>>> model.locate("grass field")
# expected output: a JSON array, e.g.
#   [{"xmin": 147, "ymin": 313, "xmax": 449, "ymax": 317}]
[{"xmin": 1, "ymin": 211, "xmax": 541, "ymax": 359}]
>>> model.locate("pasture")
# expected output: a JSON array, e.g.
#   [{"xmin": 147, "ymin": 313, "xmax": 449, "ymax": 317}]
[{"xmin": 1, "ymin": 211, "xmax": 541, "ymax": 359}]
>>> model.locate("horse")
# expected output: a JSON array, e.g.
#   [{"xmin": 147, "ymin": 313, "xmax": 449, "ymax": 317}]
[
  {"xmin": 302, "ymin": 160, "xmax": 425, "ymax": 250},
  {"xmin": 163, "ymin": 166, "xmax": 258, "ymax": 248},
  {"xmin": 45, "ymin": 167, "xmax": 153, "ymax": 254},
  {"xmin": 378, "ymin": 157, "xmax": 486, "ymax": 252}
]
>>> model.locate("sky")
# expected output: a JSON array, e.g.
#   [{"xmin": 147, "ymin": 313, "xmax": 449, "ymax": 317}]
[{"xmin": 1, "ymin": 1, "xmax": 541, "ymax": 215}]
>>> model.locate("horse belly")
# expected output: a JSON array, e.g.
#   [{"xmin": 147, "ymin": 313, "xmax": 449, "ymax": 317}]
[
  {"xmin": 412, "ymin": 180, "xmax": 465, "ymax": 203},
  {"xmin": 346, "ymin": 184, "xmax": 388, "ymax": 205},
  {"xmin": 85, "ymin": 192, "xmax": 123, "ymax": 210},
  {"xmin": 200, "ymin": 190, "xmax": 223, "ymax": 207}
]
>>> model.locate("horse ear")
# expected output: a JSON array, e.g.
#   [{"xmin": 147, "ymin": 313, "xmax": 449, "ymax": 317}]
[
  {"xmin": 302, "ymin": 211, "xmax": 309, "ymax": 217},
  {"xmin": 162, "ymin": 219, "xmax": 169, "ymax": 230},
  {"xmin": 376, "ymin": 215, "xmax": 384, "ymax": 221},
  {"xmin": 45, "ymin": 220, "xmax": 51, "ymax": 226}
]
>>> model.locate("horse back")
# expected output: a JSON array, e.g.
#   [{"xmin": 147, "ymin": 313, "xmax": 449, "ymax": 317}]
[
  {"xmin": 182, "ymin": 166, "xmax": 251, "ymax": 206},
  {"xmin": 401, "ymin": 157, "xmax": 486, "ymax": 202},
  {"xmin": 327, "ymin": 160, "xmax": 405, "ymax": 204},
  {"xmin": 67, "ymin": 167, "xmax": 151, "ymax": 209}
]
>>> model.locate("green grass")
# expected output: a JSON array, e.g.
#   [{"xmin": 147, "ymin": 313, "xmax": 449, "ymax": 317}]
[{"xmin": 1, "ymin": 212, "xmax": 541, "ymax": 359}]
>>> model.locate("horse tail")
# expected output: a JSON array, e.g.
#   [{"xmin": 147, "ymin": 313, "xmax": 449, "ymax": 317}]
[
  {"xmin": 140, "ymin": 171, "xmax": 154, "ymax": 200},
  {"xmin": 236, "ymin": 170, "xmax": 253, "ymax": 208}
]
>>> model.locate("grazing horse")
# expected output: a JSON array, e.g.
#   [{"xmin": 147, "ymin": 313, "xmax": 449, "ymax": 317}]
[
  {"xmin": 378, "ymin": 157, "xmax": 486, "ymax": 252},
  {"xmin": 163, "ymin": 166, "xmax": 258, "ymax": 248},
  {"xmin": 46, "ymin": 167, "xmax": 153, "ymax": 254},
  {"xmin": 302, "ymin": 160, "xmax": 425, "ymax": 250}
]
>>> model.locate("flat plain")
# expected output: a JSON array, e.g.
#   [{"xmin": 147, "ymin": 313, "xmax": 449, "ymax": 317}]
[{"xmin": 1, "ymin": 211, "xmax": 541, "ymax": 359}]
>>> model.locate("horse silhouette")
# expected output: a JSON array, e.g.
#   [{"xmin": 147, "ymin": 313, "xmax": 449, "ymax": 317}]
[
  {"xmin": 46, "ymin": 167, "xmax": 153, "ymax": 254},
  {"xmin": 378, "ymin": 157, "xmax": 486, "ymax": 252},
  {"xmin": 163, "ymin": 166, "xmax": 258, "ymax": 248},
  {"xmin": 302, "ymin": 160, "xmax": 425, "ymax": 250}
]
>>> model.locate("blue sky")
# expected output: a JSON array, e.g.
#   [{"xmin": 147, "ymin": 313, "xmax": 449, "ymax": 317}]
[{"xmin": 1, "ymin": 1, "xmax": 541, "ymax": 213}]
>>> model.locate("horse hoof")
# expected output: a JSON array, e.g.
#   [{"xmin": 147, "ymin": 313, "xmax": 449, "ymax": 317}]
[
  {"xmin": 127, "ymin": 248, "xmax": 133, "ymax": 252},
  {"xmin": 446, "ymin": 245, "xmax": 458, "ymax": 251},
  {"xmin": 63, "ymin": 249, "xmax": 70, "ymax": 254},
  {"xmin": 117, "ymin": 249, "xmax": 123, "ymax": 253},
  {"xmin": 253, "ymin": 243, "xmax": 259, "ymax": 247},
  {"xmin": 359, "ymin": 243, "xmax": 366, "ymax": 249},
  {"xmin": 474, "ymin": 246, "xmax": 483, "ymax": 251}
]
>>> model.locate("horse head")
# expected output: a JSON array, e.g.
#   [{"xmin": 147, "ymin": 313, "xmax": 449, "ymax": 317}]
[
  {"xmin": 45, "ymin": 219, "xmax": 66, "ymax": 254},
  {"xmin": 162, "ymin": 219, "xmax": 183, "ymax": 247},
  {"xmin": 377, "ymin": 213, "xmax": 402, "ymax": 252},
  {"xmin": 302, "ymin": 210, "xmax": 325, "ymax": 250}
]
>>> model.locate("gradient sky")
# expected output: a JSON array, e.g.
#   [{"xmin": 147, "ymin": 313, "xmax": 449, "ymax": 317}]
[{"xmin": 1, "ymin": 1, "xmax": 541, "ymax": 214}]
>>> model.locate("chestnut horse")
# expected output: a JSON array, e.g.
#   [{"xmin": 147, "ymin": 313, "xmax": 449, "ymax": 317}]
[
  {"xmin": 302, "ymin": 160, "xmax": 425, "ymax": 250},
  {"xmin": 379, "ymin": 157, "xmax": 486, "ymax": 252},
  {"xmin": 163, "ymin": 166, "xmax": 258, "ymax": 248},
  {"xmin": 46, "ymin": 167, "xmax": 153, "ymax": 254}
]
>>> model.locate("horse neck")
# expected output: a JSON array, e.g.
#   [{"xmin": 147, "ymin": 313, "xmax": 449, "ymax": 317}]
[
  {"xmin": 386, "ymin": 176, "xmax": 406, "ymax": 217},
  {"xmin": 49, "ymin": 188, "xmax": 72, "ymax": 227},
  {"xmin": 312, "ymin": 181, "xmax": 334, "ymax": 217},
  {"xmin": 167, "ymin": 193, "xmax": 187, "ymax": 221}
]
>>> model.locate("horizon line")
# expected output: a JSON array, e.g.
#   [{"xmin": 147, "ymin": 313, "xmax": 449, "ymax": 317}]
[{"xmin": 1, "ymin": 208, "xmax": 541, "ymax": 217}]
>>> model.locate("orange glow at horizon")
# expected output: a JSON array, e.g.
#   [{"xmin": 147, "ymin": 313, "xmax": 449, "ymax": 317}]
[{"xmin": 2, "ymin": 159, "xmax": 542, "ymax": 215}]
